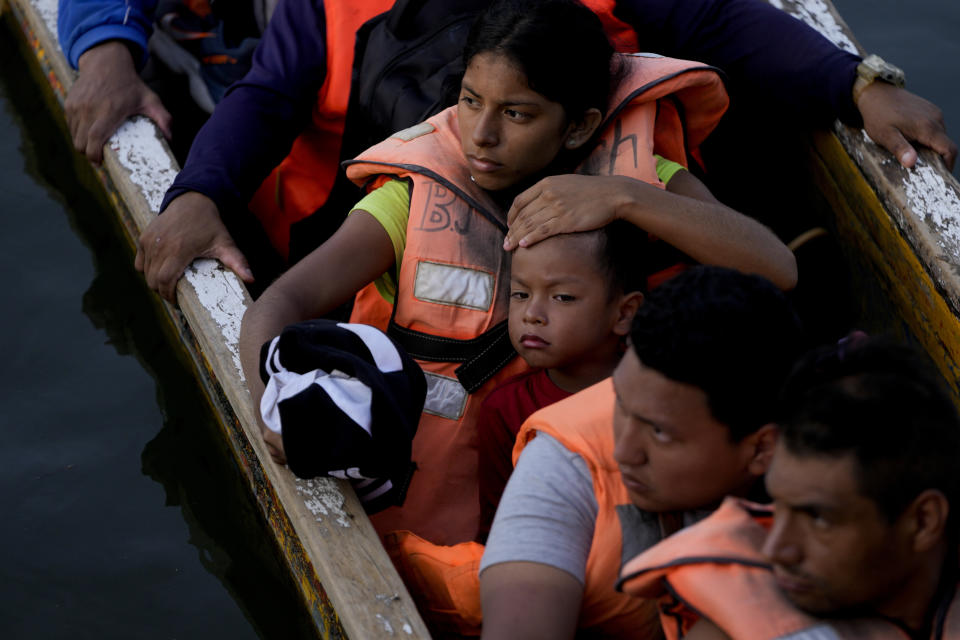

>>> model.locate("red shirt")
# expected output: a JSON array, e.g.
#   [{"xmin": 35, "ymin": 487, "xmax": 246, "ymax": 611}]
[{"xmin": 476, "ymin": 369, "xmax": 571, "ymax": 541}]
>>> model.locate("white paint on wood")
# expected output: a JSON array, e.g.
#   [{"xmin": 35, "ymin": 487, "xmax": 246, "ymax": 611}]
[
  {"xmin": 295, "ymin": 477, "xmax": 352, "ymax": 528},
  {"xmin": 903, "ymin": 159, "xmax": 960, "ymax": 261},
  {"xmin": 771, "ymin": 0, "xmax": 858, "ymax": 53},
  {"xmin": 376, "ymin": 614, "xmax": 395, "ymax": 635},
  {"xmin": 184, "ymin": 260, "xmax": 248, "ymax": 379},
  {"xmin": 31, "ymin": 0, "xmax": 57, "ymax": 44},
  {"xmin": 108, "ymin": 118, "xmax": 177, "ymax": 213},
  {"xmin": 783, "ymin": 0, "xmax": 960, "ymax": 273}
]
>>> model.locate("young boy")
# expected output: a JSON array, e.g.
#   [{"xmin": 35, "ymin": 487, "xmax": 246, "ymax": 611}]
[{"xmin": 476, "ymin": 220, "xmax": 647, "ymax": 540}]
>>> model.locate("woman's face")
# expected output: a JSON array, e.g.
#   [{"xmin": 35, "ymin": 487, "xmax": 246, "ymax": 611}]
[{"xmin": 458, "ymin": 52, "xmax": 573, "ymax": 192}]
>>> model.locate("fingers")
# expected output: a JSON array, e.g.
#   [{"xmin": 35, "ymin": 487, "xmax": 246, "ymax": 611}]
[
  {"xmin": 506, "ymin": 212, "xmax": 557, "ymax": 251},
  {"xmin": 911, "ymin": 119, "xmax": 958, "ymax": 172},
  {"xmin": 141, "ymin": 92, "xmax": 174, "ymax": 140},
  {"xmin": 506, "ymin": 184, "xmax": 540, "ymax": 227},
  {"xmin": 213, "ymin": 244, "xmax": 256, "ymax": 283},
  {"xmin": 874, "ymin": 126, "xmax": 918, "ymax": 169},
  {"xmin": 138, "ymin": 225, "xmax": 191, "ymax": 302},
  {"xmin": 136, "ymin": 194, "xmax": 243, "ymax": 301},
  {"xmin": 858, "ymin": 84, "xmax": 958, "ymax": 171},
  {"xmin": 263, "ymin": 431, "xmax": 287, "ymax": 465},
  {"xmin": 139, "ymin": 232, "xmax": 189, "ymax": 302},
  {"xmin": 85, "ymin": 117, "xmax": 112, "ymax": 165}
]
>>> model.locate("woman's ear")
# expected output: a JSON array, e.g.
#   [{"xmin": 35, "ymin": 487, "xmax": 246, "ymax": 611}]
[
  {"xmin": 565, "ymin": 108, "xmax": 603, "ymax": 149},
  {"xmin": 613, "ymin": 291, "xmax": 644, "ymax": 336}
]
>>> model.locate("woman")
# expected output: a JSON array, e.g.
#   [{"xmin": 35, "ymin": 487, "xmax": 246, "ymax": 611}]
[{"xmin": 239, "ymin": 0, "xmax": 796, "ymax": 547}]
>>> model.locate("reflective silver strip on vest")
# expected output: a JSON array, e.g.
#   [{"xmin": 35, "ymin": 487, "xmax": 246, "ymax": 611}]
[
  {"xmin": 414, "ymin": 261, "xmax": 495, "ymax": 311},
  {"xmin": 422, "ymin": 372, "xmax": 467, "ymax": 420},
  {"xmin": 392, "ymin": 121, "xmax": 435, "ymax": 141},
  {"xmin": 778, "ymin": 625, "xmax": 843, "ymax": 640}
]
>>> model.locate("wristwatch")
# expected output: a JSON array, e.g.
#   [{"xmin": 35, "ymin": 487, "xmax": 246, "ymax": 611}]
[{"xmin": 853, "ymin": 54, "xmax": 906, "ymax": 103}]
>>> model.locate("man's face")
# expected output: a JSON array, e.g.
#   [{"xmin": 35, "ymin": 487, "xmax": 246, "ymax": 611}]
[
  {"xmin": 612, "ymin": 348, "xmax": 760, "ymax": 512},
  {"xmin": 763, "ymin": 442, "xmax": 915, "ymax": 616}
]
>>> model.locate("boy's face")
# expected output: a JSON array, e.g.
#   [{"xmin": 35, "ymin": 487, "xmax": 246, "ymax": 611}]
[
  {"xmin": 508, "ymin": 234, "xmax": 627, "ymax": 375},
  {"xmin": 612, "ymin": 348, "xmax": 762, "ymax": 512},
  {"xmin": 762, "ymin": 443, "xmax": 916, "ymax": 617}
]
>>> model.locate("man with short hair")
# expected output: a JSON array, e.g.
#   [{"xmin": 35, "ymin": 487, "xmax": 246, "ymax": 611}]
[
  {"xmin": 479, "ymin": 265, "xmax": 806, "ymax": 639},
  {"xmin": 618, "ymin": 336, "xmax": 960, "ymax": 640}
]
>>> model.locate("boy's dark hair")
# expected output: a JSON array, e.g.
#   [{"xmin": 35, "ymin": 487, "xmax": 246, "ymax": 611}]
[
  {"xmin": 629, "ymin": 266, "xmax": 804, "ymax": 441},
  {"xmin": 589, "ymin": 220, "xmax": 650, "ymax": 296},
  {"xmin": 777, "ymin": 336, "xmax": 960, "ymax": 529},
  {"xmin": 463, "ymin": 0, "xmax": 616, "ymax": 121}
]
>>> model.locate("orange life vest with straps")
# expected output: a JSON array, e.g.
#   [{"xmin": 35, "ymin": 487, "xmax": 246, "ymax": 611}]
[
  {"xmin": 243, "ymin": 0, "xmax": 721, "ymax": 262},
  {"xmin": 618, "ymin": 497, "xmax": 960, "ymax": 640},
  {"xmin": 510, "ymin": 378, "xmax": 663, "ymax": 637},
  {"xmin": 342, "ymin": 53, "xmax": 727, "ymax": 548},
  {"xmin": 377, "ymin": 379, "xmax": 661, "ymax": 638}
]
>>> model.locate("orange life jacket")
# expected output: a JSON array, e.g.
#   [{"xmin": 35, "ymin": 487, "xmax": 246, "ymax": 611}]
[
  {"xmin": 618, "ymin": 497, "xmax": 960, "ymax": 640},
  {"xmin": 506, "ymin": 377, "xmax": 664, "ymax": 637},
  {"xmin": 243, "ymin": 0, "xmax": 729, "ymax": 262},
  {"xmin": 342, "ymin": 52, "xmax": 727, "ymax": 548},
  {"xmin": 247, "ymin": 0, "xmax": 395, "ymax": 260}
]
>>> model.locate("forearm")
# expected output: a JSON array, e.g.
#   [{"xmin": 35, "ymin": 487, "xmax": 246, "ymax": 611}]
[
  {"xmin": 239, "ymin": 287, "xmax": 306, "ymax": 410},
  {"xmin": 615, "ymin": 174, "xmax": 797, "ymax": 290},
  {"xmin": 239, "ymin": 210, "xmax": 396, "ymax": 407},
  {"xmin": 480, "ymin": 562, "xmax": 582, "ymax": 640}
]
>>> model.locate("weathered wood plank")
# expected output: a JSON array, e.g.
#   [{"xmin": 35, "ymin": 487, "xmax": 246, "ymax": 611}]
[
  {"xmin": 767, "ymin": 0, "xmax": 960, "ymax": 390},
  {"xmin": 3, "ymin": 0, "xmax": 430, "ymax": 637}
]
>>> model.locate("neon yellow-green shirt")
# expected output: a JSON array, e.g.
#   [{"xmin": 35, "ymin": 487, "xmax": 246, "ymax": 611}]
[{"xmin": 350, "ymin": 156, "xmax": 686, "ymax": 302}]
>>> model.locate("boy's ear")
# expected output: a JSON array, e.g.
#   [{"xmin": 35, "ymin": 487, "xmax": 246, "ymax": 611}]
[
  {"xmin": 744, "ymin": 423, "xmax": 779, "ymax": 476},
  {"xmin": 565, "ymin": 108, "xmax": 603, "ymax": 149},
  {"xmin": 613, "ymin": 291, "xmax": 644, "ymax": 336}
]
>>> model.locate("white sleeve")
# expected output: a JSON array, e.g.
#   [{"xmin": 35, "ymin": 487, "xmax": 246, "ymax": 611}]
[{"xmin": 479, "ymin": 432, "xmax": 598, "ymax": 584}]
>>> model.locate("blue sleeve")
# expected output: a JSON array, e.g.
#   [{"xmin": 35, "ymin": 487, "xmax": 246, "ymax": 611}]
[
  {"xmin": 160, "ymin": 0, "xmax": 327, "ymax": 216},
  {"xmin": 615, "ymin": 0, "xmax": 863, "ymax": 126},
  {"xmin": 58, "ymin": 0, "xmax": 156, "ymax": 69}
]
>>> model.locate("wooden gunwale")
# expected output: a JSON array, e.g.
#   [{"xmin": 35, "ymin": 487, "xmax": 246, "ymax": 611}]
[
  {"xmin": 0, "ymin": 0, "xmax": 430, "ymax": 637},
  {"xmin": 4, "ymin": 0, "xmax": 959, "ymax": 636},
  {"xmin": 764, "ymin": 0, "xmax": 960, "ymax": 401}
]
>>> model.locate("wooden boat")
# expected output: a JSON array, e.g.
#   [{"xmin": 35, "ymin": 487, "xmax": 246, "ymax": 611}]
[{"xmin": 2, "ymin": 0, "xmax": 957, "ymax": 637}]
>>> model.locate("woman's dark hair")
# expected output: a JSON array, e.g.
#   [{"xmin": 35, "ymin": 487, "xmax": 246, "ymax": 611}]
[
  {"xmin": 777, "ymin": 336, "xmax": 960, "ymax": 530},
  {"xmin": 462, "ymin": 0, "xmax": 616, "ymax": 121}
]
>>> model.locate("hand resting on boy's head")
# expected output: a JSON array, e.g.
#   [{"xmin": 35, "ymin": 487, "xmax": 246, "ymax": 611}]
[{"xmin": 504, "ymin": 171, "xmax": 798, "ymax": 291}]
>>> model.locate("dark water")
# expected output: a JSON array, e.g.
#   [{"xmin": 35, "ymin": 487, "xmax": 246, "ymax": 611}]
[
  {"xmin": 0, "ymin": 1, "xmax": 956, "ymax": 639},
  {"xmin": 0, "ymin": 21, "xmax": 313, "ymax": 640}
]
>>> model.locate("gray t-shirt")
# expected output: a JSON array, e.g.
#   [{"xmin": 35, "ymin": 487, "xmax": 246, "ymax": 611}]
[
  {"xmin": 480, "ymin": 432, "xmax": 711, "ymax": 584},
  {"xmin": 480, "ymin": 432, "xmax": 598, "ymax": 582}
]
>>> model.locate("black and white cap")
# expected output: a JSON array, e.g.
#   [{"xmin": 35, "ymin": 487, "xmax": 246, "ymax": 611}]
[{"xmin": 259, "ymin": 319, "xmax": 426, "ymax": 514}]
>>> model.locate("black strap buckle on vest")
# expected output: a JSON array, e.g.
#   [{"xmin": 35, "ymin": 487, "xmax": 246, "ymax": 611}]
[{"xmin": 387, "ymin": 319, "xmax": 518, "ymax": 394}]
